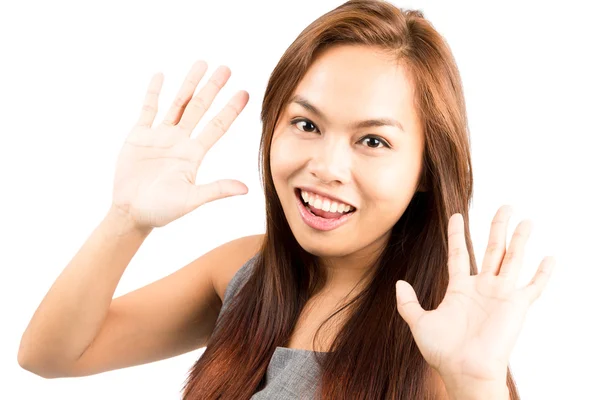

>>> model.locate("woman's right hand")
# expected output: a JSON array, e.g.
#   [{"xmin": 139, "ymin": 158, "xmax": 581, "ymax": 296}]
[{"xmin": 110, "ymin": 60, "xmax": 250, "ymax": 231}]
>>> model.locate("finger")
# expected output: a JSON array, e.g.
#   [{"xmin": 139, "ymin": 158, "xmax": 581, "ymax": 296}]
[
  {"xmin": 162, "ymin": 60, "xmax": 208, "ymax": 126},
  {"xmin": 480, "ymin": 205, "xmax": 513, "ymax": 276},
  {"xmin": 187, "ymin": 179, "xmax": 249, "ymax": 209},
  {"xmin": 396, "ymin": 280, "xmax": 425, "ymax": 329},
  {"xmin": 497, "ymin": 219, "xmax": 533, "ymax": 285},
  {"xmin": 176, "ymin": 65, "xmax": 232, "ymax": 134},
  {"xmin": 136, "ymin": 72, "xmax": 164, "ymax": 128},
  {"xmin": 520, "ymin": 256, "xmax": 555, "ymax": 305},
  {"xmin": 447, "ymin": 213, "xmax": 470, "ymax": 281},
  {"xmin": 194, "ymin": 90, "xmax": 249, "ymax": 153}
]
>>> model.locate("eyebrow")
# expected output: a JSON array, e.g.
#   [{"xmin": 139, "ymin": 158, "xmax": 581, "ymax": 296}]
[{"xmin": 288, "ymin": 94, "xmax": 405, "ymax": 132}]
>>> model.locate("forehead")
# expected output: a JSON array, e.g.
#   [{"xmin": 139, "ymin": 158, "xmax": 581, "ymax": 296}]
[{"xmin": 290, "ymin": 45, "xmax": 417, "ymax": 126}]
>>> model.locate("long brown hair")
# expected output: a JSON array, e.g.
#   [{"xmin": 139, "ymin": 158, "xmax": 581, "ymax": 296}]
[{"xmin": 182, "ymin": 1, "xmax": 520, "ymax": 398}]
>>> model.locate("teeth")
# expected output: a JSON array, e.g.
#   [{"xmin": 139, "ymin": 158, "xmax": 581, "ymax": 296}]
[
  {"xmin": 299, "ymin": 190, "xmax": 354, "ymax": 214},
  {"xmin": 301, "ymin": 191, "xmax": 308, "ymax": 203},
  {"xmin": 330, "ymin": 202, "xmax": 338, "ymax": 213}
]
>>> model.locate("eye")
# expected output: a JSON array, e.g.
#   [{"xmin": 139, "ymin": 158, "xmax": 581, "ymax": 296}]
[
  {"xmin": 359, "ymin": 135, "xmax": 390, "ymax": 149},
  {"xmin": 291, "ymin": 118, "xmax": 320, "ymax": 133}
]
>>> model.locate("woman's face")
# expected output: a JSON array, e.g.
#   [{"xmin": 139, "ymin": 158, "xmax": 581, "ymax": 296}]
[{"xmin": 270, "ymin": 44, "xmax": 425, "ymax": 261}]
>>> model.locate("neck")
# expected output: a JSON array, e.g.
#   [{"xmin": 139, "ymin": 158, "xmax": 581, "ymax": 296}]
[{"xmin": 318, "ymin": 232, "xmax": 390, "ymax": 296}]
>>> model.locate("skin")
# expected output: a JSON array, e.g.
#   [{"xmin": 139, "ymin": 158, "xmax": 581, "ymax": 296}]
[
  {"xmin": 270, "ymin": 44, "xmax": 426, "ymax": 294},
  {"xmin": 267, "ymin": 44, "xmax": 554, "ymax": 398}
]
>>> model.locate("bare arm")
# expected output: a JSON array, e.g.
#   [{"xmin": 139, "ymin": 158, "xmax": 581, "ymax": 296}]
[
  {"xmin": 18, "ymin": 60, "xmax": 254, "ymax": 379},
  {"xmin": 17, "ymin": 207, "xmax": 262, "ymax": 379},
  {"xmin": 17, "ymin": 206, "xmax": 152, "ymax": 377},
  {"xmin": 63, "ymin": 233, "xmax": 262, "ymax": 378}
]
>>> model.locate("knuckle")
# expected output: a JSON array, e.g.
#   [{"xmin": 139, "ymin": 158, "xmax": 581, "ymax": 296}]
[
  {"xmin": 208, "ymin": 77, "xmax": 224, "ymax": 90},
  {"xmin": 176, "ymin": 119, "xmax": 189, "ymax": 131},
  {"xmin": 141, "ymin": 104, "xmax": 156, "ymax": 113},
  {"xmin": 512, "ymin": 229, "xmax": 527, "ymax": 239},
  {"xmin": 449, "ymin": 247, "xmax": 463, "ymax": 259},
  {"xmin": 225, "ymin": 103, "xmax": 240, "ymax": 117},
  {"xmin": 211, "ymin": 117, "xmax": 227, "ymax": 134},
  {"xmin": 184, "ymin": 77, "xmax": 197, "ymax": 87},
  {"xmin": 190, "ymin": 96, "xmax": 209, "ymax": 114},
  {"xmin": 216, "ymin": 180, "xmax": 225, "ymax": 196},
  {"xmin": 490, "ymin": 218, "xmax": 505, "ymax": 226},
  {"xmin": 448, "ymin": 230, "xmax": 462, "ymax": 239},
  {"xmin": 173, "ymin": 95, "xmax": 189, "ymax": 108},
  {"xmin": 503, "ymin": 250, "xmax": 517, "ymax": 263},
  {"xmin": 485, "ymin": 242, "xmax": 504, "ymax": 254}
]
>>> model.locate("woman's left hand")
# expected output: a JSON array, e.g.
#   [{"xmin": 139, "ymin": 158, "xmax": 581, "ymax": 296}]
[{"xmin": 395, "ymin": 205, "xmax": 555, "ymax": 390}]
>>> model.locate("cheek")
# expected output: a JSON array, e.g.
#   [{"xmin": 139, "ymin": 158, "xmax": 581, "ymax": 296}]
[
  {"xmin": 270, "ymin": 132, "xmax": 301, "ymax": 183},
  {"xmin": 360, "ymin": 159, "xmax": 420, "ymax": 206}
]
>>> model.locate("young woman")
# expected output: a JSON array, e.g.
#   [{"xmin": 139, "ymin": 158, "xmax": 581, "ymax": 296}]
[{"xmin": 18, "ymin": 1, "xmax": 554, "ymax": 399}]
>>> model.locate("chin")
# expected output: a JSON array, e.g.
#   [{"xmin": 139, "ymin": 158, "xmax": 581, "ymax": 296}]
[{"xmin": 293, "ymin": 233, "xmax": 356, "ymax": 258}]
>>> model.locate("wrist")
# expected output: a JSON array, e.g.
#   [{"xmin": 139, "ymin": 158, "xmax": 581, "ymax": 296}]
[
  {"xmin": 444, "ymin": 378, "xmax": 509, "ymax": 400},
  {"xmin": 105, "ymin": 204, "xmax": 153, "ymax": 237}
]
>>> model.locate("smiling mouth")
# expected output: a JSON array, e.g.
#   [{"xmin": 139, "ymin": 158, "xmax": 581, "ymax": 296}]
[{"xmin": 294, "ymin": 188, "xmax": 356, "ymax": 218}]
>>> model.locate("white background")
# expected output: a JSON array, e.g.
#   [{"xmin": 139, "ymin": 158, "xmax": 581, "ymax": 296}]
[{"xmin": 2, "ymin": 0, "xmax": 599, "ymax": 398}]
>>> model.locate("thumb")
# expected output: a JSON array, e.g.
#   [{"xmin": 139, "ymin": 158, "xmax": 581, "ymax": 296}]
[
  {"xmin": 187, "ymin": 179, "xmax": 248, "ymax": 210},
  {"xmin": 395, "ymin": 280, "xmax": 425, "ymax": 329}
]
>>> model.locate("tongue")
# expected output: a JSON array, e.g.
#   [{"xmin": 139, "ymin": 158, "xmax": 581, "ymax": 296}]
[{"xmin": 307, "ymin": 203, "xmax": 345, "ymax": 219}]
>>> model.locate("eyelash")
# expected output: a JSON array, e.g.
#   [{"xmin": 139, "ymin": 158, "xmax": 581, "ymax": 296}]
[{"xmin": 290, "ymin": 118, "xmax": 391, "ymax": 149}]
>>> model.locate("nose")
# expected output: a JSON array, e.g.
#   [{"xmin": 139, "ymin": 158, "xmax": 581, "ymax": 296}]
[{"xmin": 307, "ymin": 139, "xmax": 351, "ymax": 185}]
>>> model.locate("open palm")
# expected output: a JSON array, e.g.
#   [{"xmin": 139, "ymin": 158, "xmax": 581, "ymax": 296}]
[
  {"xmin": 111, "ymin": 61, "xmax": 249, "ymax": 229},
  {"xmin": 395, "ymin": 206, "xmax": 555, "ymax": 384}
]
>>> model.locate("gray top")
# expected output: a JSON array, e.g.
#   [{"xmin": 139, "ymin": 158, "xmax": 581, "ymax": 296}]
[{"xmin": 213, "ymin": 254, "xmax": 324, "ymax": 399}]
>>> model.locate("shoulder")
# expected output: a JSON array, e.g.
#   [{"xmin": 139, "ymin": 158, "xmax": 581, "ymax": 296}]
[{"xmin": 210, "ymin": 233, "xmax": 264, "ymax": 304}]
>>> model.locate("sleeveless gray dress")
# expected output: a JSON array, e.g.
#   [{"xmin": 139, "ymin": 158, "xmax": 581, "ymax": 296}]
[{"xmin": 212, "ymin": 254, "xmax": 326, "ymax": 399}]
